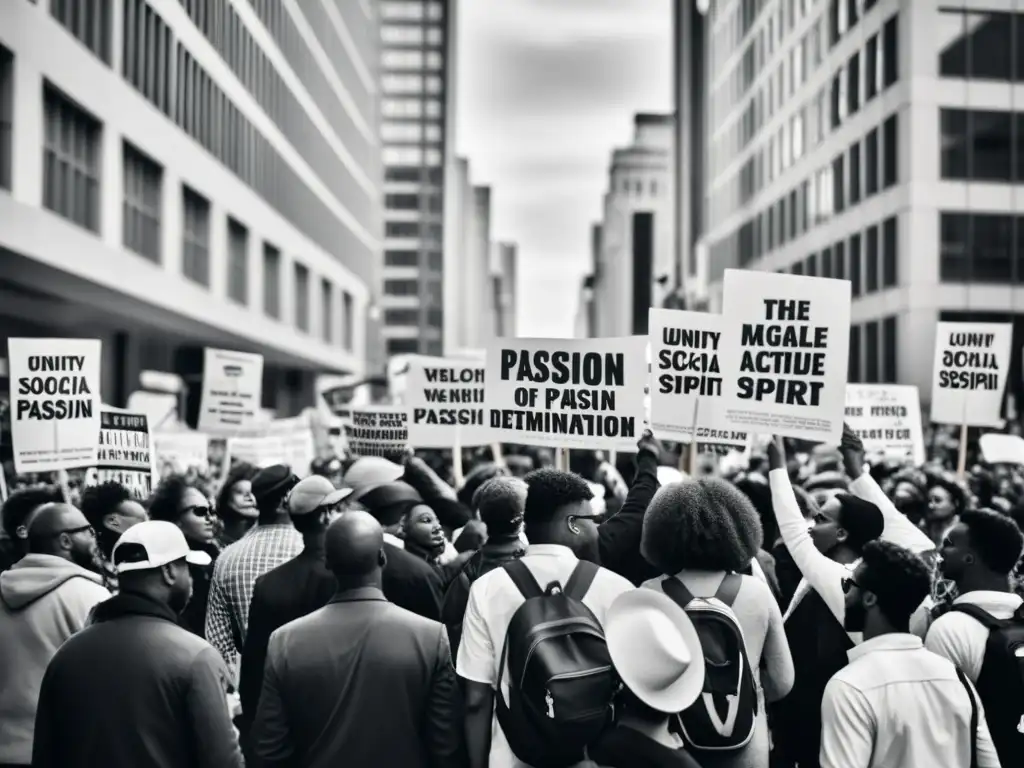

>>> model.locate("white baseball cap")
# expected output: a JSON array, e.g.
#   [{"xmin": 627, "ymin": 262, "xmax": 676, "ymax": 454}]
[{"xmin": 112, "ymin": 521, "xmax": 213, "ymax": 574}]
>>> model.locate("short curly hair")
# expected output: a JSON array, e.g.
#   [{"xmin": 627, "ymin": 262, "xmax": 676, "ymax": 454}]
[
  {"xmin": 79, "ymin": 481, "xmax": 133, "ymax": 528},
  {"xmin": 524, "ymin": 469, "xmax": 594, "ymax": 526},
  {"xmin": 961, "ymin": 509, "xmax": 1024, "ymax": 575},
  {"xmin": 1, "ymin": 486, "xmax": 63, "ymax": 539},
  {"xmin": 148, "ymin": 474, "xmax": 201, "ymax": 524},
  {"xmin": 860, "ymin": 540, "xmax": 932, "ymax": 626},
  {"xmin": 474, "ymin": 476, "xmax": 528, "ymax": 536},
  {"xmin": 641, "ymin": 478, "xmax": 763, "ymax": 574}
]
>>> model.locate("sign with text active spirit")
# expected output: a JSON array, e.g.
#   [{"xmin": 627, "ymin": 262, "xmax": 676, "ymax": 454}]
[
  {"xmin": 717, "ymin": 269, "xmax": 851, "ymax": 443},
  {"xmin": 930, "ymin": 322, "xmax": 1012, "ymax": 428},
  {"xmin": 484, "ymin": 337, "xmax": 648, "ymax": 451}
]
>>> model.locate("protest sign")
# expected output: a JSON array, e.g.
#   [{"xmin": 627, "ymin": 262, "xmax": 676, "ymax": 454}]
[
  {"xmin": 845, "ymin": 385, "xmax": 925, "ymax": 465},
  {"xmin": 234, "ymin": 415, "xmax": 316, "ymax": 476},
  {"xmin": 153, "ymin": 431, "xmax": 210, "ymax": 479},
  {"xmin": 344, "ymin": 407, "xmax": 408, "ymax": 457},
  {"xmin": 979, "ymin": 433, "xmax": 1024, "ymax": 465},
  {"xmin": 649, "ymin": 309, "xmax": 747, "ymax": 447},
  {"xmin": 405, "ymin": 356, "xmax": 489, "ymax": 448},
  {"xmin": 930, "ymin": 322, "xmax": 1012, "ymax": 428},
  {"xmin": 197, "ymin": 348, "xmax": 264, "ymax": 435},
  {"xmin": 84, "ymin": 407, "xmax": 157, "ymax": 499},
  {"xmin": 484, "ymin": 337, "xmax": 648, "ymax": 451},
  {"xmin": 717, "ymin": 270, "xmax": 850, "ymax": 442},
  {"xmin": 227, "ymin": 435, "xmax": 287, "ymax": 468},
  {"xmin": 7, "ymin": 338, "xmax": 103, "ymax": 474}
]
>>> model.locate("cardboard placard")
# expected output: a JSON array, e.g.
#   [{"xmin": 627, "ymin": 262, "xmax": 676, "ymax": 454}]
[
  {"xmin": 197, "ymin": 348, "xmax": 264, "ymax": 435},
  {"xmin": 717, "ymin": 270, "xmax": 851, "ymax": 442},
  {"xmin": 648, "ymin": 309, "xmax": 747, "ymax": 447},
  {"xmin": 405, "ymin": 357, "xmax": 488, "ymax": 448},
  {"xmin": 484, "ymin": 336, "xmax": 648, "ymax": 451},
  {"xmin": 7, "ymin": 338, "xmax": 103, "ymax": 474},
  {"xmin": 344, "ymin": 407, "xmax": 408, "ymax": 457},
  {"xmin": 845, "ymin": 384, "xmax": 925, "ymax": 465},
  {"xmin": 153, "ymin": 432, "xmax": 210, "ymax": 478},
  {"xmin": 930, "ymin": 322, "xmax": 1012, "ymax": 428}
]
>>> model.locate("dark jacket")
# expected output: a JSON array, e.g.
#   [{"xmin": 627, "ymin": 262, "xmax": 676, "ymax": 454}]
[
  {"xmin": 441, "ymin": 534, "xmax": 527, "ymax": 654},
  {"xmin": 179, "ymin": 541, "xmax": 220, "ymax": 638},
  {"xmin": 251, "ymin": 587, "xmax": 465, "ymax": 768},
  {"xmin": 238, "ymin": 544, "xmax": 338, "ymax": 729},
  {"xmin": 32, "ymin": 592, "xmax": 243, "ymax": 768},
  {"xmin": 382, "ymin": 541, "xmax": 445, "ymax": 621},
  {"xmin": 598, "ymin": 449, "xmax": 661, "ymax": 586}
]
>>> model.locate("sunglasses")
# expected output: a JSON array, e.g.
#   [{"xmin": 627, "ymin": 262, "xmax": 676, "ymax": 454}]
[{"xmin": 182, "ymin": 505, "xmax": 213, "ymax": 519}]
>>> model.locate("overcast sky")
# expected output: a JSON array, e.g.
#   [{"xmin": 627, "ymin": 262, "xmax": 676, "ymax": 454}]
[{"xmin": 455, "ymin": 0, "xmax": 672, "ymax": 338}]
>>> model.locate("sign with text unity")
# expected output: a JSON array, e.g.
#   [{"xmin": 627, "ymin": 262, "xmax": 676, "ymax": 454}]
[
  {"xmin": 930, "ymin": 322, "xmax": 1012, "ymax": 428},
  {"xmin": 717, "ymin": 269, "xmax": 851, "ymax": 443},
  {"xmin": 405, "ymin": 356, "xmax": 489, "ymax": 448}
]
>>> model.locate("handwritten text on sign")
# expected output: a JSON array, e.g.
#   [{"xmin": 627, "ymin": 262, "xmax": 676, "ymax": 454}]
[
  {"xmin": 930, "ymin": 322, "xmax": 1012, "ymax": 428},
  {"xmin": 718, "ymin": 270, "xmax": 850, "ymax": 442},
  {"xmin": 485, "ymin": 337, "xmax": 648, "ymax": 451}
]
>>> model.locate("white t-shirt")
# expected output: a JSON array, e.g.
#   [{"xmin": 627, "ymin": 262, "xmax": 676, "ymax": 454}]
[
  {"xmin": 925, "ymin": 590, "xmax": 1024, "ymax": 683},
  {"xmin": 455, "ymin": 544, "xmax": 634, "ymax": 768}
]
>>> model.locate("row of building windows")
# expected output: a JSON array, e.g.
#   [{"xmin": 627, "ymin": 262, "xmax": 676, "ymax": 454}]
[
  {"xmin": 380, "ymin": 2, "xmax": 444, "ymax": 21},
  {"xmin": 725, "ymin": 111, "xmax": 898, "ymax": 269},
  {"xmin": 385, "ymin": 165, "xmax": 443, "ymax": 184},
  {"xmin": 388, "ymin": 338, "xmax": 443, "ymax": 355},
  {"xmin": 381, "ymin": 25, "xmax": 445, "ymax": 46},
  {"xmin": 938, "ymin": 9, "xmax": 1024, "ymax": 83},
  {"xmin": 384, "ymin": 221, "xmax": 443, "ymax": 240},
  {"xmin": 940, "ymin": 109, "xmax": 1024, "ymax": 184},
  {"xmin": 0, "ymin": 45, "xmax": 13, "ymax": 191},
  {"xmin": 788, "ymin": 215, "xmax": 898, "ymax": 297},
  {"xmin": 39, "ymin": 83, "xmax": 355, "ymax": 350},
  {"xmin": 618, "ymin": 177, "xmax": 660, "ymax": 197},
  {"xmin": 381, "ymin": 74, "xmax": 444, "ymax": 95},
  {"xmin": 381, "ymin": 97, "xmax": 444, "ymax": 119},
  {"xmin": 382, "ymin": 49, "xmax": 444, "ymax": 71},
  {"xmin": 384, "ymin": 193, "xmax": 443, "ymax": 212},
  {"xmin": 381, "ymin": 121, "xmax": 443, "ymax": 143},
  {"xmin": 384, "ymin": 250, "xmax": 443, "ymax": 269},
  {"xmin": 384, "ymin": 279, "xmax": 442, "ymax": 303},
  {"xmin": 940, "ymin": 212, "xmax": 1024, "ymax": 285},
  {"xmin": 383, "ymin": 146, "xmax": 443, "ymax": 167},
  {"xmin": 849, "ymin": 315, "xmax": 898, "ymax": 385},
  {"xmin": 51, "ymin": 0, "xmax": 112, "ymax": 64}
]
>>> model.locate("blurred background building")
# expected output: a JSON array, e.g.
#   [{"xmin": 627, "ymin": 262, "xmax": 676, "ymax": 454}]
[{"xmin": 0, "ymin": 0, "xmax": 380, "ymax": 419}]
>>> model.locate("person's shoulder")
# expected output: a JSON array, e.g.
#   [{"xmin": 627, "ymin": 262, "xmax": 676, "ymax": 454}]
[
  {"xmin": 592, "ymin": 563, "xmax": 634, "ymax": 595},
  {"xmin": 733, "ymin": 571, "xmax": 777, "ymax": 603},
  {"xmin": 57, "ymin": 573, "xmax": 111, "ymax": 603}
]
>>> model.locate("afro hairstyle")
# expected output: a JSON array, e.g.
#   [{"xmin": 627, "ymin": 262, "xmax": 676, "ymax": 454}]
[
  {"xmin": 79, "ymin": 481, "xmax": 134, "ymax": 527},
  {"xmin": 215, "ymin": 462, "xmax": 259, "ymax": 519},
  {"xmin": 859, "ymin": 540, "xmax": 932, "ymax": 627},
  {"xmin": 148, "ymin": 474, "xmax": 202, "ymax": 524},
  {"xmin": 1, "ymin": 486, "xmax": 63, "ymax": 539},
  {"xmin": 641, "ymin": 477, "xmax": 764, "ymax": 575},
  {"xmin": 523, "ymin": 468, "xmax": 594, "ymax": 526}
]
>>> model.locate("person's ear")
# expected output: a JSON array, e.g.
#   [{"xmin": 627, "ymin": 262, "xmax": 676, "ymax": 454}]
[
  {"xmin": 15, "ymin": 524, "xmax": 28, "ymax": 541},
  {"xmin": 160, "ymin": 562, "xmax": 178, "ymax": 588},
  {"xmin": 378, "ymin": 548, "xmax": 387, "ymax": 569},
  {"xmin": 835, "ymin": 527, "xmax": 848, "ymax": 543},
  {"xmin": 963, "ymin": 553, "xmax": 975, "ymax": 566},
  {"xmin": 862, "ymin": 591, "xmax": 878, "ymax": 609}
]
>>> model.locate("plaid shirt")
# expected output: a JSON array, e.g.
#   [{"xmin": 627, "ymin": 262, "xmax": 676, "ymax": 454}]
[{"xmin": 204, "ymin": 524, "xmax": 303, "ymax": 675}]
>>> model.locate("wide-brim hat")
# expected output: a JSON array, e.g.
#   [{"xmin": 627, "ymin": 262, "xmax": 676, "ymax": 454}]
[{"xmin": 605, "ymin": 588, "xmax": 705, "ymax": 714}]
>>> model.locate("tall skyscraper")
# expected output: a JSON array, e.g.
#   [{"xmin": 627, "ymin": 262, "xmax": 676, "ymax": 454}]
[
  {"xmin": 379, "ymin": 0, "xmax": 456, "ymax": 357},
  {"xmin": 0, "ymin": 0, "xmax": 380, "ymax": 415}
]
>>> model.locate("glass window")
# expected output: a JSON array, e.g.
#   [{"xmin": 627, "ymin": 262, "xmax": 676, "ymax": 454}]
[
  {"xmin": 847, "ymin": 51, "xmax": 860, "ymax": 116},
  {"xmin": 883, "ymin": 317, "xmax": 897, "ymax": 383},
  {"xmin": 972, "ymin": 110, "xmax": 1013, "ymax": 182},
  {"xmin": 941, "ymin": 109, "xmax": 969, "ymax": 178},
  {"xmin": 342, "ymin": 292, "xmax": 353, "ymax": 350},
  {"xmin": 865, "ymin": 321, "xmax": 880, "ymax": 383},
  {"xmin": 122, "ymin": 141, "xmax": 162, "ymax": 261},
  {"xmin": 44, "ymin": 85, "xmax": 103, "ymax": 234},
  {"xmin": 974, "ymin": 213, "xmax": 1014, "ymax": 282},
  {"xmin": 833, "ymin": 154, "xmax": 845, "ymax": 214},
  {"xmin": 381, "ymin": 122, "xmax": 423, "ymax": 142},
  {"xmin": 882, "ymin": 15, "xmax": 899, "ymax": 87},
  {"xmin": 849, "ymin": 325, "xmax": 862, "ymax": 383},
  {"xmin": 835, "ymin": 240, "xmax": 846, "ymax": 280},
  {"xmin": 382, "ymin": 50, "xmax": 423, "ymax": 69},
  {"xmin": 382, "ymin": 99, "xmax": 423, "ymax": 118},
  {"xmin": 182, "ymin": 187, "xmax": 211, "ymax": 287},
  {"xmin": 381, "ymin": 25, "xmax": 424, "ymax": 44},
  {"xmin": 940, "ymin": 212, "xmax": 971, "ymax": 282},
  {"xmin": 792, "ymin": 260, "xmax": 805, "ymax": 276},
  {"xmin": 294, "ymin": 262, "xmax": 310, "ymax": 332},
  {"xmin": 821, "ymin": 247, "xmax": 832, "ymax": 277},
  {"xmin": 849, "ymin": 141, "xmax": 862, "ymax": 204},
  {"xmin": 882, "ymin": 216, "xmax": 898, "ymax": 288},
  {"xmin": 866, "ymin": 225, "xmax": 879, "ymax": 292},
  {"xmin": 865, "ymin": 127, "xmax": 879, "ymax": 195},
  {"xmin": 850, "ymin": 233, "xmax": 862, "ymax": 296},
  {"xmin": 263, "ymin": 243, "xmax": 280, "ymax": 319},
  {"xmin": 939, "ymin": 10, "xmax": 1012, "ymax": 81},
  {"xmin": 882, "ymin": 113, "xmax": 898, "ymax": 188},
  {"xmin": 865, "ymin": 34, "xmax": 879, "ymax": 101}
]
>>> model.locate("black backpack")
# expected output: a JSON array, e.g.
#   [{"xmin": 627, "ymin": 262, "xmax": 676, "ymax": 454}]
[
  {"xmin": 950, "ymin": 602, "xmax": 1024, "ymax": 766},
  {"xmin": 494, "ymin": 559, "xmax": 616, "ymax": 768},
  {"xmin": 662, "ymin": 574, "xmax": 759, "ymax": 754}
]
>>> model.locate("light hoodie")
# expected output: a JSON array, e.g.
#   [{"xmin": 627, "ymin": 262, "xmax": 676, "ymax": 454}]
[{"xmin": 0, "ymin": 553, "xmax": 110, "ymax": 764}]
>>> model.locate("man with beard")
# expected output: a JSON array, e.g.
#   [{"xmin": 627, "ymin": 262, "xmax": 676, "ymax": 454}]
[
  {"xmin": 79, "ymin": 481, "xmax": 149, "ymax": 591},
  {"xmin": 820, "ymin": 540, "xmax": 1001, "ymax": 768},
  {"xmin": 31, "ymin": 521, "xmax": 243, "ymax": 768},
  {"xmin": 0, "ymin": 503, "xmax": 110, "ymax": 768}
]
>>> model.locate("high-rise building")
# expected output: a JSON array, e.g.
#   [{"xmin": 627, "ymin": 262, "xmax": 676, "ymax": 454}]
[
  {"xmin": 691, "ymin": 1, "xmax": 1024, "ymax": 411},
  {"xmin": 590, "ymin": 113, "xmax": 675, "ymax": 338},
  {"xmin": 378, "ymin": 0, "xmax": 456, "ymax": 357},
  {"xmin": 492, "ymin": 241, "xmax": 518, "ymax": 338},
  {"xmin": 0, "ymin": 0, "xmax": 380, "ymax": 416}
]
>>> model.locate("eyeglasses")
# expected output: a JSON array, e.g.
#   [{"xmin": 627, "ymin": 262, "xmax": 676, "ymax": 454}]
[
  {"xmin": 841, "ymin": 576, "xmax": 862, "ymax": 594},
  {"xmin": 182, "ymin": 505, "xmax": 212, "ymax": 519},
  {"xmin": 41, "ymin": 525, "xmax": 95, "ymax": 539}
]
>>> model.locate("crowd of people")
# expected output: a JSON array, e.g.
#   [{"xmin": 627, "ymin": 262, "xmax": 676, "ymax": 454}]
[{"xmin": 0, "ymin": 424, "xmax": 1022, "ymax": 768}]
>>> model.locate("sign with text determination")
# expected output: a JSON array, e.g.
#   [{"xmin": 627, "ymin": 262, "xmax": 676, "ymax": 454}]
[
  {"xmin": 845, "ymin": 385, "xmax": 925, "ymax": 465},
  {"xmin": 484, "ymin": 337, "xmax": 648, "ymax": 451},
  {"xmin": 405, "ymin": 356, "xmax": 488, "ymax": 448},
  {"xmin": 7, "ymin": 338, "xmax": 103, "ymax": 474},
  {"xmin": 197, "ymin": 348, "xmax": 264, "ymax": 435},
  {"xmin": 930, "ymin": 322, "xmax": 1012, "ymax": 428},
  {"xmin": 649, "ymin": 309, "xmax": 747, "ymax": 446},
  {"xmin": 718, "ymin": 270, "xmax": 851, "ymax": 442}
]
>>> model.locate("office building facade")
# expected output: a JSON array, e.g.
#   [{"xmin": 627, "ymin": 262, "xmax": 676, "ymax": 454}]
[
  {"xmin": 379, "ymin": 0, "xmax": 455, "ymax": 357},
  {"xmin": 0, "ymin": 0, "xmax": 379, "ymax": 416},
  {"xmin": 695, "ymin": 0, "xmax": 1024, "ymax": 411}
]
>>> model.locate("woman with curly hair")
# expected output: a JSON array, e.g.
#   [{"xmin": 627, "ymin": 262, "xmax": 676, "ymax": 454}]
[
  {"xmin": 639, "ymin": 477, "xmax": 794, "ymax": 768},
  {"xmin": 215, "ymin": 463, "xmax": 260, "ymax": 546},
  {"xmin": 923, "ymin": 473, "xmax": 968, "ymax": 548},
  {"xmin": 147, "ymin": 475, "xmax": 220, "ymax": 637}
]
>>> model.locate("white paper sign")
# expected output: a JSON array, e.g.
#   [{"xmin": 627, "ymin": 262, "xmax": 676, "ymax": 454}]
[
  {"xmin": 234, "ymin": 416, "xmax": 316, "ymax": 476},
  {"xmin": 979, "ymin": 433, "xmax": 1024, "ymax": 465},
  {"xmin": 649, "ymin": 309, "xmax": 747, "ymax": 447},
  {"xmin": 153, "ymin": 432, "xmax": 210, "ymax": 478},
  {"xmin": 7, "ymin": 338, "xmax": 103, "ymax": 474},
  {"xmin": 930, "ymin": 322, "xmax": 1012, "ymax": 428},
  {"xmin": 717, "ymin": 270, "xmax": 851, "ymax": 442},
  {"xmin": 845, "ymin": 385, "xmax": 925, "ymax": 465},
  {"xmin": 227, "ymin": 435, "xmax": 287, "ymax": 468},
  {"xmin": 197, "ymin": 348, "xmax": 264, "ymax": 435},
  {"xmin": 484, "ymin": 336, "xmax": 649, "ymax": 451},
  {"xmin": 344, "ymin": 407, "xmax": 408, "ymax": 457},
  {"xmin": 406, "ymin": 357, "xmax": 488, "ymax": 448}
]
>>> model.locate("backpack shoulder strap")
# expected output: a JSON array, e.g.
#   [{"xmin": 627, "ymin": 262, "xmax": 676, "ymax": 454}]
[
  {"xmin": 955, "ymin": 667, "xmax": 979, "ymax": 768},
  {"xmin": 661, "ymin": 575, "xmax": 697, "ymax": 610},
  {"xmin": 563, "ymin": 560, "xmax": 599, "ymax": 601},
  {"xmin": 714, "ymin": 573, "xmax": 744, "ymax": 608},
  {"xmin": 950, "ymin": 603, "xmax": 1011, "ymax": 631},
  {"xmin": 503, "ymin": 560, "xmax": 543, "ymax": 600}
]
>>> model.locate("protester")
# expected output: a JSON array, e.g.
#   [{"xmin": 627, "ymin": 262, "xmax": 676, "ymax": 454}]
[
  {"xmin": 0, "ymin": 486, "xmax": 64, "ymax": 573},
  {"xmin": 0, "ymin": 503, "xmax": 110, "ymax": 767},
  {"xmin": 205, "ymin": 464, "xmax": 301, "ymax": 672},
  {"xmin": 639, "ymin": 475, "xmax": 794, "ymax": 768},
  {"xmin": 819, "ymin": 540, "xmax": 1000, "ymax": 768},
  {"xmin": 588, "ymin": 588, "xmax": 705, "ymax": 768},
  {"xmin": 214, "ymin": 463, "xmax": 259, "ymax": 546},
  {"xmin": 925, "ymin": 508, "xmax": 1024, "ymax": 764},
  {"xmin": 923, "ymin": 473, "xmax": 967, "ymax": 548},
  {"xmin": 457, "ymin": 466, "xmax": 634, "ymax": 768},
  {"xmin": 31, "ymin": 521, "xmax": 243, "ymax": 768},
  {"xmin": 251, "ymin": 511, "xmax": 465, "ymax": 767},
  {"xmin": 147, "ymin": 475, "xmax": 221, "ymax": 636},
  {"xmin": 343, "ymin": 455, "xmax": 406, "ymax": 503},
  {"xmin": 238, "ymin": 474, "xmax": 353, "ymax": 733},
  {"xmin": 442, "ymin": 475, "xmax": 528, "ymax": 654},
  {"xmin": 79, "ymin": 480, "xmax": 148, "ymax": 591}
]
